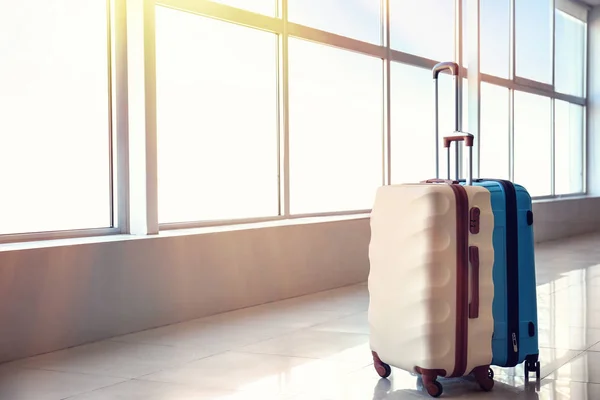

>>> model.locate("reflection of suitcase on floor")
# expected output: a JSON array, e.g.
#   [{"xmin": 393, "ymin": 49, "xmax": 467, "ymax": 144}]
[
  {"xmin": 457, "ymin": 179, "xmax": 540, "ymax": 378},
  {"xmin": 368, "ymin": 62, "xmax": 496, "ymax": 398}
]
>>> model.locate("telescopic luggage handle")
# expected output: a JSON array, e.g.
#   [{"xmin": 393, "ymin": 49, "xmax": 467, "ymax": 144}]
[
  {"xmin": 432, "ymin": 61, "xmax": 473, "ymax": 186},
  {"xmin": 444, "ymin": 133, "xmax": 474, "ymax": 186}
]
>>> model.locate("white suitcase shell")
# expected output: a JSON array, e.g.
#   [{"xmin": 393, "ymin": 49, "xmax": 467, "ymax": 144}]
[{"xmin": 368, "ymin": 182, "xmax": 495, "ymax": 394}]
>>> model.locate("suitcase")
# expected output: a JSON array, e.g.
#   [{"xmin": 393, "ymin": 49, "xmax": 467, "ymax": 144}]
[
  {"xmin": 457, "ymin": 179, "xmax": 540, "ymax": 378},
  {"xmin": 368, "ymin": 62, "xmax": 496, "ymax": 398},
  {"xmin": 431, "ymin": 63, "xmax": 541, "ymax": 377}
]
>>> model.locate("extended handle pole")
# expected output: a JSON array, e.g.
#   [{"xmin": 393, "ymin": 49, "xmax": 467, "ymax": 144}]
[{"xmin": 432, "ymin": 62, "xmax": 460, "ymax": 180}]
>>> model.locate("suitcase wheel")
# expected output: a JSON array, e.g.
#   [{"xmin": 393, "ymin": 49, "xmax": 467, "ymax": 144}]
[
  {"xmin": 425, "ymin": 381, "xmax": 443, "ymax": 398},
  {"xmin": 374, "ymin": 361, "xmax": 391, "ymax": 378},
  {"xmin": 371, "ymin": 351, "xmax": 392, "ymax": 378},
  {"xmin": 473, "ymin": 365, "xmax": 495, "ymax": 392},
  {"xmin": 525, "ymin": 359, "xmax": 541, "ymax": 380}
]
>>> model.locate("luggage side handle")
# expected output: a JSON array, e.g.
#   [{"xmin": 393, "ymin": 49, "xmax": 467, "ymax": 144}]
[{"xmin": 469, "ymin": 246, "xmax": 480, "ymax": 319}]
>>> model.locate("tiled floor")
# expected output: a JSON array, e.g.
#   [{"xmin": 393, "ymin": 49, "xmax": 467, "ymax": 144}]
[{"xmin": 2, "ymin": 233, "xmax": 600, "ymax": 399}]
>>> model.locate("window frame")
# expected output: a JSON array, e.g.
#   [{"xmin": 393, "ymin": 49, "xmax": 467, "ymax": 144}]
[
  {"xmin": 0, "ymin": 0, "xmax": 122, "ymax": 244},
  {"xmin": 0, "ymin": 0, "xmax": 589, "ymax": 243}
]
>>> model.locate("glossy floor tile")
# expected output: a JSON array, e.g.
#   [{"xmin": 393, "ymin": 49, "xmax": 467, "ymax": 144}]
[{"xmin": 2, "ymin": 232, "xmax": 600, "ymax": 399}]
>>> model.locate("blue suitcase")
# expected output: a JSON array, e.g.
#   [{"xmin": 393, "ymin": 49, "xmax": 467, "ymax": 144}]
[
  {"xmin": 463, "ymin": 179, "xmax": 540, "ymax": 379},
  {"xmin": 432, "ymin": 61, "xmax": 541, "ymax": 380}
]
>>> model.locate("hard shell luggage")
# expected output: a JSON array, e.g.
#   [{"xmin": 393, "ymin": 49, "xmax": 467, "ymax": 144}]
[
  {"xmin": 368, "ymin": 62, "xmax": 496, "ymax": 398},
  {"xmin": 457, "ymin": 179, "xmax": 540, "ymax": 377},
  {"xmin": 429, "ymin": 63, "xmax": 541, "ymax": 377}
]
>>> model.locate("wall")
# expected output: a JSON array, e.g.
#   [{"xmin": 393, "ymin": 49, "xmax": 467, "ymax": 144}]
[
  {"xmin": 0, "ymin": 218, "xmax": 369, "ymax": 364},
  {"xmin": 1, "ymin": 195, "xmax": 600, "ymax": 364}
]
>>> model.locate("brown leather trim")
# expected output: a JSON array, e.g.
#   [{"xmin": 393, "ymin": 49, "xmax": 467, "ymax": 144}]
[
  {"xmin": 414, "ymin": 366, "xmax": 447, "ymax": 379},
  {"xmin": 469, "ymin": 246, "xmax": 480, "ymax": 319},
  {"xmin": 449, "ymin": 184, "xmax": 469, "ymax": 378},
  {"xmin": 443, "ymin": 134, "xmax": 474, "ymax": 148}
]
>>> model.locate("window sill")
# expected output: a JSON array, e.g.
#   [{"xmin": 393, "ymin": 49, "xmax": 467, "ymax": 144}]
[
  {"xmin": 0, "ymin": 213, "xmax": 371, "ymax": 252},
  {"xmin": 532, "ymin": 193, "xmax": 598, "ymax": 204},
  {"xmin": 2, "ymin": 193, "xmax": 599, "ymax": 252}
]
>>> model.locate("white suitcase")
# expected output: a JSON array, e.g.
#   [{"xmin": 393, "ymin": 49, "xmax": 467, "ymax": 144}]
[{"xmin": 367, "ymin": 62, "xmax": 496, "ymax": 398}]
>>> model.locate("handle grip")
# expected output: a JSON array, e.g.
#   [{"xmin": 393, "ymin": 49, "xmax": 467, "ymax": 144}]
[
  {"xmin": 433, "ymin": 62, "xmax": 460, "ymax": 180},
  {"xmin": 432, "ymin": 61, "xmax": 460, "ymax": 79},
  {"xmin": 469, "ymin": 246, "xmax": 480, "ymax": 319},
  {"xmin": 443, "ymin": 133, "xmax": 474, "ymax": 185},
  {"xmin": 443, "ymin": 134, "xmax": 474, "ymax": 148}
]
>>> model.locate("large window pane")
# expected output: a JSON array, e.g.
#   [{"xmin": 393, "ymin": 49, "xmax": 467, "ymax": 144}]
[
  {"xmin": 515, "ymin": 0, "xmax": 552, "ymax": 83},
  {"xmin": 514, "ymin": 91, "xmax": 552, "ymax": 196},
  {"xmin": 209, "ymin": 0, "xmax": 276, "ymax": 16},
  {"xmin": 288, "ymin": 0, "xmax": 381, "ymax": 44},
  {"xmin": 555, "ymin": 10, "xmax": 585, "ymax": 97},
  {"xmin": 481, "ymin": 0, "xmax": 510, "ymax": 78},
  {"xmin": 156, "ymin": 8, "xmax": 279, "ymax": 223},
  {"xmin": 390, "ymin": 64, "xmax": 456, "ymax": 184},
  {"xmin": 288, "ymin": 39, "xmax": 383, "ymax": 214},
  {"xmin": 479, "ymin": 83, "xmax": 509, "ymax": 179},
  {"xmin": 0, "ymin": 0, "xmax": 111, "ymax": 234},
  {"xmin": 555, "ymin": 101, "xmax": 584, "ymax": 194},
  {"xmin": 390, "ymin": 0, "xmax": 455, "ymax": 61}
]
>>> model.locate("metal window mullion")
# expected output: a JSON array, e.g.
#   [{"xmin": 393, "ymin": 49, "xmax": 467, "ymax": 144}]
[
  {"xmin": 126, "ymin": 0, "xmax": 159, "ymax": 235},
  {"xmin": 281, "ymin": 0, "xmax": 290, "ymax": 216},
  {"xmin": 509, "ymin": 0, "xmax": 516, "ymax": 181},
  {"xmin": 551, "ymin": 0, "xmax": 556, "ymax": 90},
  {"xmin": 510, "ymin": 0, "xmax": 516, "ymax": 80},
  {"xmin": 583, "ymin": 104, "xmax": 588, "ymax": 194},
  {"xmin": 466, "ymin": 0, "xmax": 480, "ymax": 180},
  {"xmin": 456, "ymin": 0, "xmax": 464, "ymax": 180},
  {"xmin": 583, "ymin": 21, "xmax": 589, "ymax": 194},
  {"xmin": 157, "ymin": 0, "xmax": 283, "ymax": 33},
  {"xmin": 106, "ymin": 0, "xmax": 116, "ymax": 229},
  {"xmin": 551, "ymin": 0, "xmax": 556, "ymax": 196},
  {"xmin": 113, "ymin": 0, "xmax": 130, "ymax": 233},
  {"xmin": 551, "ymin": 98, "xmax": 556, "ymax": 195},
  {"xmin": 383, "ymin": 0, "xmax": 391, "ymax": 185},
  {"xmin": 509, "ymin": 89, "xmax": 515, "ymax": 181}
]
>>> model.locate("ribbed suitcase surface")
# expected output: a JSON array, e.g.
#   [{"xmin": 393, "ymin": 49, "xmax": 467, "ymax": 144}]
[{"xmin": 368, "ymin": 182, "xmax": 495, "ymax": 396}]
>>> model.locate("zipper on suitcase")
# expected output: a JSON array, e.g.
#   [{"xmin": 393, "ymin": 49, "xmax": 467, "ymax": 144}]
[{"xmin": 449, "ymin": 184, "xmax": 469, "ymax": 378}]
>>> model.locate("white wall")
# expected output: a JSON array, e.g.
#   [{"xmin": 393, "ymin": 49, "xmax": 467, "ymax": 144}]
[
  {"xmin": 0, "ymin": 218, "xmax": 370, "ymax": 364},
  {"xmin": 1, "ymin": 196, "xmax": 600, "ymax": 364}
]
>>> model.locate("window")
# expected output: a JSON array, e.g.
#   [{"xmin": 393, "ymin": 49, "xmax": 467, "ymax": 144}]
[
  {"xmin": 480, "ymin": 0, "xmax": 510, "ymax": 78},
  {"xmin": 209, "ymin": 0, "xmax": 276, "ymax": 16},
  {"xmin": 555, "ymin": 10, "xmax": 586, "ymax": 97},
  {"xmin": 288, "ymin": 0, "xmax": 381, "ymax": 45},
  {"xmin": 515, "ymin": 0, "xmax": 552, "ymax": 83},
  {"xmin": 513, "ymin": 91, "xmax": 552, "ymax": 197},
  {"xmin": 390, "ymin": 0, "xmax": 455, "ymax": 62},
  {"xmin": 479, "ymin": 83, "xmax": 509, "ymax": 179},
  {"xmin": 555, "ymin": 101, "xmax": 584, "ymax": 194},
  {"xmin": 155, "ymin": 7, "xmax": 279, "ymax": 223},
  {"xmin": 390, "ymin": 63, "xmax": 456, "ymax": 183},
  {"xmin": 288, "ymin": 39, "xmax": 383, "ymax": 214},
  {"xmin": 0, "ymin": 0, "xmax": 112, "ymax": 235}
]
